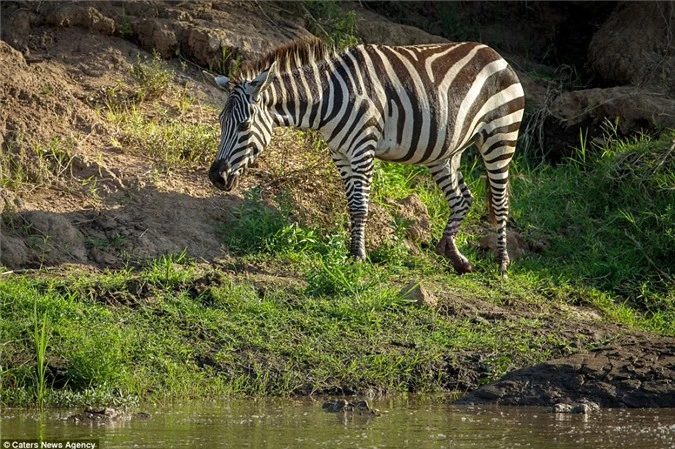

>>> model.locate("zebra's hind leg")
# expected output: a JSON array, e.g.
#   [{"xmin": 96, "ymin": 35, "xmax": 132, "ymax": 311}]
[
  {"xmin": 480, "ymin": 134, "xmax": 517, "ymax": 277},
  {"xmin": 332, "ymin": 150, "xmax": 375, "ymax": 260},
  {"xmin": 429, "ymin": 155, "xmax": 473, "ymax": 274},
  {"xmin": 458, "ymin": 171, "xmax": 474, "ymax": 208}
]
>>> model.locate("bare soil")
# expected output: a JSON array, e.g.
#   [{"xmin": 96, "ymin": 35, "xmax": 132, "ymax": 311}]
[{"xmin": 456, "ymin": 335, "xmax": 675, "ymax": 408}]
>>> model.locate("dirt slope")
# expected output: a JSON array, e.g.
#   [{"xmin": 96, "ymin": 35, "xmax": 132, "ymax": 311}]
[{"xmin": 0, "ymin": 25, "xmax": 233, "ymax": 268}]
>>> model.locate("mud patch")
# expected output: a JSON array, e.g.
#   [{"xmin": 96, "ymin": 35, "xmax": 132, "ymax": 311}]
[{"xmin": 456, "ymin": 335, "xmax": 675, "ymax": 408}]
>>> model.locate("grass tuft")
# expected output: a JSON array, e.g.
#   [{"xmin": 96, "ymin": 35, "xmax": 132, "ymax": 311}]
[{"xmin": 131, "ymin": 51, "xmax": 173, "ymax": 101}]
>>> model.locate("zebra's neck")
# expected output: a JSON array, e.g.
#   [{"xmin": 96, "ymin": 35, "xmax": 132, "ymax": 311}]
[{"xmin": 265, "ymin": 55, "xmax": 337, "ymax": 131}]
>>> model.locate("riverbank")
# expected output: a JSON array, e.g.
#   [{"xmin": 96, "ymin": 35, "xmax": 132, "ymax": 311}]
[
  {"xmin": 2, "ymin": 127, "xmax": 674, "ymax": 406},
  {"xmin": 1, "ymin": 1, "xmax": 673, "ymax": 409}
]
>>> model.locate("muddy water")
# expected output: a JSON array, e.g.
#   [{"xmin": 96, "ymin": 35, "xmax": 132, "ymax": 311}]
[{"xmin": 2, "ymin": 396, "xmax": 675, "ymax": 449}]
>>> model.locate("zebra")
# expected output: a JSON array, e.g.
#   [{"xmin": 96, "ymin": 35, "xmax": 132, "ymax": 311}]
[{"xmin": 205, "ymin": 37, "xmax": 525, "ymax": 275}]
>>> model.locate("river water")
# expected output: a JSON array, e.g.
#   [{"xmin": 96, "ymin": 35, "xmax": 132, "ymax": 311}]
[{"xmin": 2, "ymin": 396, "xmax": 675, "ymax": 448}]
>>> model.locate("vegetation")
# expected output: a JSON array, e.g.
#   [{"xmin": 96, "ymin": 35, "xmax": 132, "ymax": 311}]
[
  {"xmin": 2, "ymin": 118, "xmax": 673, "ymax": 406},
  {"xmin": 301, "ymin": 1, "xmax": 359, "ymax": 49},
  {"xmin": 1, "ymin": 28, "xmax": 673, "ymax": 407},
  {"xmin": 0, "ymin": 136, "xmax": 76, "ymax": 191},
  {"xmin": 103, "ymin": 54, "xmax": 219, "ymax": 168}
]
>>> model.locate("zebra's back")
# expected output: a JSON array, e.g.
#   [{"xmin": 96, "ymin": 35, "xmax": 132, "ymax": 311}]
[{"xmin": 334, "ymin": 42, "xmax": 524, "ymax": 165}]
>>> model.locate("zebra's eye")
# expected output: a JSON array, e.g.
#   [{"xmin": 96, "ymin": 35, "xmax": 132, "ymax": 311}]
[{"xmin": 238, "ymin": 121, "xmax": 251, "ymax": 132}]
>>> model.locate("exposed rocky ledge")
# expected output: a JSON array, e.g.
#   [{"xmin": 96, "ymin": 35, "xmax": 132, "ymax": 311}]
[{"xmin": 455, "ymin": 336, "xmax": 675, "ymax": 408}]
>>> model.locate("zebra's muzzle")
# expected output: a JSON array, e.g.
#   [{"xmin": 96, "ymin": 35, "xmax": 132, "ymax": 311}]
[{"xmin": 208, "ymin": 160, "xmax": 239, "ymax": 192}]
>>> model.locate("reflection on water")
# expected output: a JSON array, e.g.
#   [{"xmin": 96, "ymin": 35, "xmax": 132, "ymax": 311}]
[{"xmin": 2, "ymin": 396, "xmax": 675, "ymax": 449}]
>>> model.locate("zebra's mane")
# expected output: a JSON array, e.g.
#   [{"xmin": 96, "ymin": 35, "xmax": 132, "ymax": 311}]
[{"xmin": 234, "ymin": 36, "xmax": 334, "ymax": 81}]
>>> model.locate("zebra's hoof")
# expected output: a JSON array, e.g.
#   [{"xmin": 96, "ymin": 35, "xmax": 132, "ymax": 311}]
[
  {"xmin": 452, "ymin": 260, "xmax": 473, "ymax": 275},
  {"xmin": 349, "ymin": 249, "xmax": 367, "ymax": 261},
  {"xmin": 436, "ymin": 236, "xmax": 472, "ymax": 274},
  {"xmin": 499, "ymin": 261, "xmax": 509, "ymax": 278}
]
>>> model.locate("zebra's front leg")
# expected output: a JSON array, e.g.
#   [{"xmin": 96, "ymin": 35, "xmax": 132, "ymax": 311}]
[
  {"xmin": 333, "ymin": 150, "xmax": 375, "ymax": 260},
  {"xmin": 429, "ymin": 157, "xmax": 473, "ymax": 274}
]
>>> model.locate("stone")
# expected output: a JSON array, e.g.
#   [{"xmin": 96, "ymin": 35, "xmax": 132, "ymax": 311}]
[
  {"xmin": 479, "ymin": 230, "xmax": 529, "ymax": 261},
  {"xmin": 587, "ymin": 2, "xmax": 674, "ymax": 95},
  {"xmin": 0, "ymin": 235, "xmax": 29, "ymax": 268},
  {"xmin": 20, "ymin": 211, "xmax": 87, "ymax": 263},
  {"xmin": 400, "ymin": 282, "xmax": 437, "ymax": 308},
  {"xmin": 550, "ymin": 87, "xmax": 675, "ymax": 136},
  {"xmin": 322, "ymin": 399, "xmax": 379, "ymax": 415},
  {"xmin": 394, "ymin": 194, "xmax": 432, "ymax": 244}
]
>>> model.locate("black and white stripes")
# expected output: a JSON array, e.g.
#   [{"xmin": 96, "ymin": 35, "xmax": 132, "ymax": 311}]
[{"xmin": 207, "ymin": 38, "xmax": 525, "ymax": 274}]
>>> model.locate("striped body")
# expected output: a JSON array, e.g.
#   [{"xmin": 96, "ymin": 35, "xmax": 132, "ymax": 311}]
[{"xmin": 208, "ymin": 40, "xmax": 525, "ymax": 274}]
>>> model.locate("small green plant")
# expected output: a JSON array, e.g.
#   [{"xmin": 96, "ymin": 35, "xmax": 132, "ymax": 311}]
[
  {"xmin": 33, "ymin": 300, "xmax": 50, "ymax": 408},
  {"xmin": 303, "ymin": 0, "xmax": 359, "ymax": 49},
  {"xmin": 85, "ymin": 233, "xmax": 128, "ymax": 250},
  {"xmin": 131, "ymin": 51, "xmax": 173, "ymax": 101},
  {"xmin": 118, "ymin": 8, "xmax": 133, "ymax": 37},
  {"xmin": 568, "ymin": 127, "xmax": 589, "ymax": 168},
  {"xmin": 0, "ymin": 136, "xmax": 75, "ymax": 190},
  {"xmin": 105, "ymin": 105, "xmax": 217, "ymax": 167},
  {"xmin": 221, "ymin": 188, "xmax": 296, "ymax": 254},
  {"xmin": 211, "ymin": 46, "xmax": 242, "ymax": 76},
  {"xmin": 40, "ymin": 84, "xmax": 54, "ymax": 95},
  {"xmin": 144, "ymin": 249, "xmax": 191, "ymax": 287}
]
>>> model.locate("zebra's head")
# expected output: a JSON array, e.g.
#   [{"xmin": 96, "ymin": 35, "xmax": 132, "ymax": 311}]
[{"xmin": 207, "ymin": 63, "xmax": 277, "ymax": 191}]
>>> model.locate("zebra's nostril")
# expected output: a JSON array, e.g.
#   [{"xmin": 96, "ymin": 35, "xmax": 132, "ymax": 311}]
[{"xmin": 208, "ymin": 161, "xmax": 229, "ymax": 190}]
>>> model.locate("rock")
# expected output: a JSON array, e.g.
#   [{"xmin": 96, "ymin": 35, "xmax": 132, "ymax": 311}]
[
  {"xmin": 550, "ymin": 401, "xmax": 600, "ymax": 414},
  {"xmin": 394, "ymin": 195, "xmax": 432, "ymax": 244},
  {"xmin": 44, "ymin": 5, "xmax": 116, "ymax": 35},
  {"xmin": 350, "ymin": 5, "xmax": 449, "ymax": 46},
  {"xmin": 131, "ymin": 19, "xmax": 179, "ymax": 59},
  {"xmin": 587, "ymin": 2, "xmax": 675, "ymax": 95},
  {"xmin": 479, "ymin": 230, "xmax": 528, "ymax": 261},
  {"xmin": 572, "ymin": 402, "xmax": 600, "ymax": 414},
  {"xmin": 20, "ymin": 211, "xmax": 88, "ymax": 263},
  {"xmin": 322, "ymin": 399, "xmax": 349, "ymax": 412},
  {"xmin": 550, "ymin": 87, "xmax": 675, "ymax": 136},
  {"xmin": 455, "ymin": 337, "xmax": 675, "ymax": 408},
  {"xmin": 400, "ymin": 282, "xmax": 437, "ymax": 308},
  {"xmin": 0, "ymin": 235, "xmax": 29, "ymax": 268},
  {"xmin": 67, "ymin": 406, "xmax": 151, "ymax": 424},
  {"xmin": 551, "ymin": 403, "xmax": 574, "ymax": 413}
]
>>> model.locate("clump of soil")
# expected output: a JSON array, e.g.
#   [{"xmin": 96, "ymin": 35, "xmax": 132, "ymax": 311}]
[
  {"xmin": 456, "ymin": 335, "xmax": 675, "ymax": 408},
  {"xmin": 587, "ymin": 2, "xmax": 674, "ymax": 96}
]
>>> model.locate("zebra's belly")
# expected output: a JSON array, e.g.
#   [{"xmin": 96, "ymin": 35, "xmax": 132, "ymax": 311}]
[
  {"xmin": 374, "ymin": 137, "xmax": 456, "ymax": 165},
  {"xmin": 374, "ymin": 140, "xmax": 415, "ymax": 162}
]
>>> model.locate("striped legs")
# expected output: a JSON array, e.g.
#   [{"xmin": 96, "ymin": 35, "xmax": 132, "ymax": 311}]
[
  {"xmin": 429, "ymin": 154, "xmax": 473, "ymax": 274},
  {"xmin": 333, "ymin": 149, "xmax": 375, "ymax": 260},
  {"xmin": 480, "ymin": 132, "xmax": 516, "ymax": 276}
]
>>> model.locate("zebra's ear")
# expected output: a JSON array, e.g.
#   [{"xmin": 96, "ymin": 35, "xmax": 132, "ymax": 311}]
[
  {"xmin": 246, "ymin": 62, "xmax": 276, "ymax": 101},
  {"xmin": 203, "ymin": 70, "xmax": 230, "ymax": 91}
]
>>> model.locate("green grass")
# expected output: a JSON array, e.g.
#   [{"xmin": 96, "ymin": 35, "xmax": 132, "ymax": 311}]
[
  {"xmin": 512, "ymin": 130, "xmax": 675, "ymax": 323},
  {"xmin": 131, "ymin": 51, "xmax": 173, "ymax": 102},
  {"xmin": 0, "ymin": 258, "xmax": 566, "ymax": 407},
  {"xmin": 32, "ymin": 299, "xmax": 50, "ymax": 409},
  {"xmin": 106, "ymin": 105, "xmax": 217, "ymax": 167},
  {"xmin": 102, "ymin": 52, "xmax": 218, "ymax": 169},
  {"xmin": 0, "ymin": 136, "xmax": 76, "ymax": 190},
  {"xmin": 1, "ymin": 125, "xmax": 673, "ymax": 407},
  {"xmin": 302, "ymin": 0, "xmax": 359, "ymax": 49}
]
